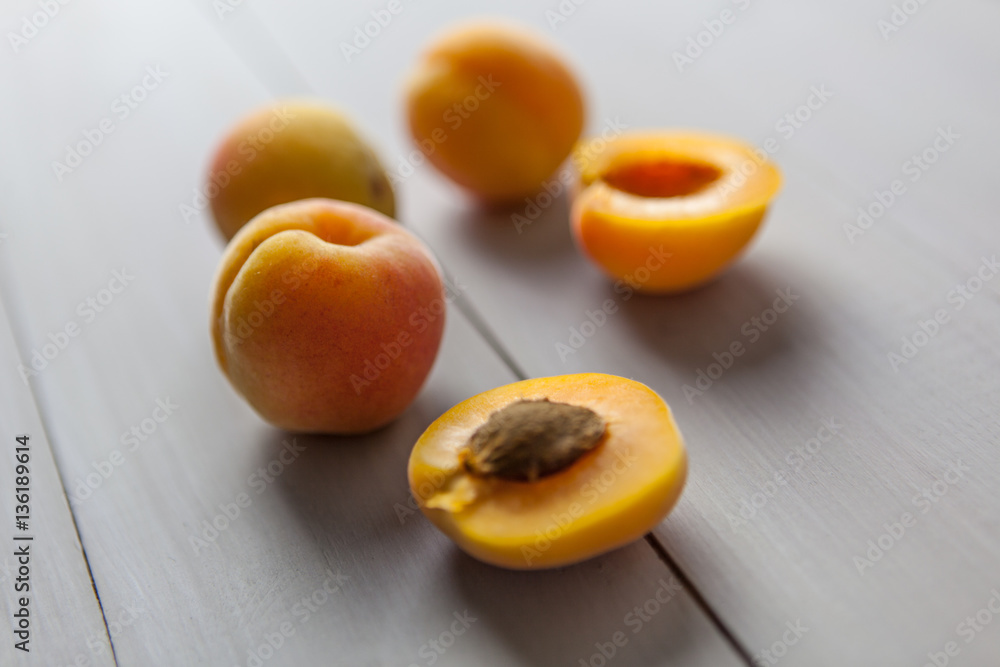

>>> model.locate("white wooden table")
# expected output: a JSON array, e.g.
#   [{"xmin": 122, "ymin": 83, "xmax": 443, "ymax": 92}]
[{"xmin": 1, "ymin": 1, "xmax": 998, "ymax": 665}]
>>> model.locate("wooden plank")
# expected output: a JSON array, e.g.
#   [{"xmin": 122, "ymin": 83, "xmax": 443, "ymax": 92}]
[
  {"xmin": 0, "ymin": 1, "xmax": 744, "ymax": 664},
  {"xmin": 0, "ymin": 297, "xmax": 114, "ymax": 665},
  {"xmin": 682, "ymin": 0, "xmax": 1000, "ymax": 287},
  {"xmin": 244, "ymin": 0, "xmax": 1000, "ymax": 664},
  {"xmin": 358, "ymin": 136, "xmax": 1000, "ymax": 667}
]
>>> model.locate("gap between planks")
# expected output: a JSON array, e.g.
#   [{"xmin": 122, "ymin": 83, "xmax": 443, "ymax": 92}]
[{"xmin": 183, "ymin": 1, "xmax": 759, "ymax": 664}]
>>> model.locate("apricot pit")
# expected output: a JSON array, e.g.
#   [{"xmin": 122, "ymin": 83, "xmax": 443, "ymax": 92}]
[{"xmin": 462, "ymin": 399, "xmax": 606, "ymax": 482}]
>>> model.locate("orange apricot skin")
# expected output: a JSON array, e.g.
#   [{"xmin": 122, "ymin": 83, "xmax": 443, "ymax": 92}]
[
  {"xmin": 573, "ymin": 191, "xmax": 768, "ymax": 293},
  {"xmin": 571, "ymin": 132, "xmax": 782, "ymax": 293},
  {"xmin": 404, "ymin": 21, "xmax": 585, "ymax": 203},
  {"xmin": 207, "ymin": 101, "xmax": 395, "ymax": 241},
  {"xmin": 408, "ymin": 374, "xmax": 687, "ymax": 569},
  {"xmin": 211, "ymin": 199, "xmax": 444, "ymax": 434}
]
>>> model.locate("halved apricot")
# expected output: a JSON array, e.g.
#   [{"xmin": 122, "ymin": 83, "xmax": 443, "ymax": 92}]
[
  {"xmin": 408, "ymin": 374, "xmax": 687, "ymax": 569},
  {"xmin": 571, "ymin": 131, "xmax": 782, "ymax": 293}
]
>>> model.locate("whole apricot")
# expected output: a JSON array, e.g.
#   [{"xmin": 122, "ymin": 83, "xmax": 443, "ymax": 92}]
[
  {"xmin": 571, "ymin": 131, "xmax": 782, "ymax": 293},
  {"xmin": 211, "ymin": 199, "xmax": 444, "ymax": 434},
  {"xmin": 207, "ymin": 101, "xmax": 396, "ymax": 240},
  {"xmin": 404, "ymin": 21, "xmax": 585, "ymax": 203},
  {"xmin": 408, "ymin": 374, "xmax": 687, "ymax": 569}
]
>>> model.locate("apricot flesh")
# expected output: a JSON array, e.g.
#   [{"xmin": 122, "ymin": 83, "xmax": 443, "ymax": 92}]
[
  {"xmin": 571, "ymin": 131, "xmax": 782, "ymax": 293},
  {"xmin": 404, "ymin": 21, "xmax": 585, "ymax": 203},
  {"xmin": 408, "ymin": 374, "xmax": 687, "ymax": 569},
  {"xmin": 211, "ymin": 199, "xmax": 444, "ymax": 434},
  {"xmin": 207, "ymin": 101, "xmax": 396, "ymax": 240}
]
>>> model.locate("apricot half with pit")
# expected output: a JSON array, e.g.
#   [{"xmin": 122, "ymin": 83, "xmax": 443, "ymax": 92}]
[
  {"xmin": 404, "ymin": 21, "xmax": 585, "ymax": 203},
  {"xmin": 211, "ymin": 198, "xmax": 445, "ymax": 434},
  {"xmin": 408, "ymin": 374, "xmax": 687, "ymax": 569},
  {"xmin": 207, "ymin": 101, "xmax": 396, "ymax": 240},
  {"xmin": 571, "ymin": 131, "xmax": 782, "ymax": 293}
]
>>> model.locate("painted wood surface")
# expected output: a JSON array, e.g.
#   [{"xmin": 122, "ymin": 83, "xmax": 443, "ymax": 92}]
[
  {"xmin": 1, "ymin": 0, "xmax": 997, "ymax": 665},
  {"xmin": 0, "ymin": 1, "xmax": 746, "ymax": 664},
  {"xmin": 247, "ymin": 1, "xmax": 1000, "ymax": 665},
  {"xmin": 0, "ymin": 292, "xmax": 116, "ymax": 667}
]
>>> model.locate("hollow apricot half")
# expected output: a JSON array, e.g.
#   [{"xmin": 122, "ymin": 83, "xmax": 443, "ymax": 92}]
[
  {"xmin": 571, "ymin": 131, "xmax": 781, "ymax": 293},
  {"xmin": 408, "ymin": 373, "xmax": 687, "ymax": 569}
]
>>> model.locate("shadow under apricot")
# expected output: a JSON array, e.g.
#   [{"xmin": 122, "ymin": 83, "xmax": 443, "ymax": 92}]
[
  {"xmin": 611, "ymin": 258, "xmax": 813, "ymax": 378},
  {"xmin": 452, "ymin": 188, "xmax": 578, "ymax": 267},
  {"xmin": 257, "ymin": 394, "xmax": 729, "ymax": 666},
  {"xmin": 263, "ymin": 389, "xmax": 446, "ymax": 549},
  {"xmin": 448, "ymin": 542, "xmax": 717, "ymax": 667}
]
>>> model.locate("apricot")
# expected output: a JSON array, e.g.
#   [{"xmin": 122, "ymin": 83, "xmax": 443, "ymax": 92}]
[
  {"xmin": 210, "ymin": 198, "xmax": 445, "ymax": 434},
  {"xmin": 207, "ymin": 101, "xmax": 396, "ymax": 240},
  {"xmin": 571, "ymin": 131, "xmax": 782, "ymax": 293},
  {"xmin": 404, "ymin": 21, "xmax": 585, "ymax": 203},
  {"xmin": 408, "ymin": 374, "xmax": 687, "ymax": 569}
]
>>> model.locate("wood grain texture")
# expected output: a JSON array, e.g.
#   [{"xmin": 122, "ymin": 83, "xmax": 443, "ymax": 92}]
[
  {"xmin": 0, "ymin": 297, "xmax": 114, "ymax": 666},
  {"xmin": 0, "ymin": 1, "xmax": 743, "ymax": 665},
  {"xmin": 244, "ymin": 0, "xmax": 1000, "ymax": 664}
]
